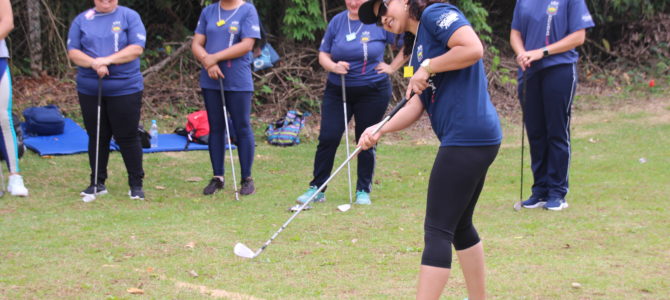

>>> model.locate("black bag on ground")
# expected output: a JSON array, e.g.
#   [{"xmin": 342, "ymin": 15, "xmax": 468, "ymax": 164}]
[
  {"xmin": 22, "ymin": 105, "xmax": 65, "ymax": 136},
  {"xmin": 138, "ymin": 125, "xmax": 151, "ymax": 148}
]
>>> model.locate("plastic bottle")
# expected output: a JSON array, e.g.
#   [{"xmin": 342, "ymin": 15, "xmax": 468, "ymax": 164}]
[{"xmin": 150, "ymin": 120, "xmax": 159, "ymax": 148}]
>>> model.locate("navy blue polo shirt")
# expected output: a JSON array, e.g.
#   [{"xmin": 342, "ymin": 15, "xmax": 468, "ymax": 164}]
[
  {"xmin": 67, "ymin": 6, "xmax": 146, "ymax": 96},
  {"xmin": 512, "ymin": 0, "xmax": 595, "ymax": 79},
  {"xmin": 409, "ymin": 3, "xmax": 502, "ymax": 147},
  {"xmin": 195, "ymin": 2, "xmax": 261, "ymax": 91},
  {"xmin": 320, "ymin": 11, "xmax": 402, "ymax": 87}
]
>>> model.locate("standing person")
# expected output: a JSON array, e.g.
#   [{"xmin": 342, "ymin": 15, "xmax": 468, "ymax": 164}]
[
  {"xmin": 296, "ymin": 0, "xmax": 406, "ymax": 206},
  {"xmin": 67, "ymin": 0, "xmax": 147, "ymax": 200},
  {"xmin": 0, "ymin": 0, "xmax": 28, "ymax": 197},
  {"xmin": 511, "ymin": 0, "xmax": 594, "ymax": 211},
  {"xmin": 191, "ymin": 0, "xmax": 260, "ymax": 196},
  {"xmin": 358, "ymin": 0, "xmax": 502, "ymax": 299}
]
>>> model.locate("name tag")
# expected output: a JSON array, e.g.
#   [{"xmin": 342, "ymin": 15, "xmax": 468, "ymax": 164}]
[
  {"xmin": 346, "ymin": 33, "xmax": 357, "ymax": 42},
  {"xmin": 403, "ymin": 66, "xmax": 414, "ymax": 78},
  {"xmin": 217, "ymin": 20, "xmax": 226, "ymax": 27}
]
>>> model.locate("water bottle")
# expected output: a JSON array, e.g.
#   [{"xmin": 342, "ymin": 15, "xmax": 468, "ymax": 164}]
[{"xmin": 150, "ymin": 120, "xmax": 159, "ymax": 148}]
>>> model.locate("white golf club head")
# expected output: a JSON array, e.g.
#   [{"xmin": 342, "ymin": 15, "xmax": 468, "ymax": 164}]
[
  {"xmin": 337, "ymin": 204, "xmax": 351, "ymax": 212},
  {"xmin": 82, "ymin": 194, "xmax": 96, "ymax": 203},
  {"xmin": 234, "ymin": 243, "xmax": 256, "ymax": 259},
  {"xmin": 513, "ymin": 201, "xmax": 522, "ymax": 211}
]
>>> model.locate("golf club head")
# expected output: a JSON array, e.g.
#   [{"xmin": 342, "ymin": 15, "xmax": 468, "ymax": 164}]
[
  {"xmin": 82, "ymin": 194, "xmax": 96, "ymax": 203},
  {"xmin": 234, "ymin": 243, "xmax": 256, "ymax": 259},
  {"xmin": 289, "ymin": 204, "xmax": 311, "ymax": 212},
  {"xmin": 513, "ymin": 201, "xmax": 522, "ymax": 211},
  {"xmin": 337, "ymin": 204, "xmax": 351, "ymax": 212}
]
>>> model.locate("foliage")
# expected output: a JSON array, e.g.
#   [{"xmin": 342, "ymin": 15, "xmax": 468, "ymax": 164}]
[{"xmin": 281, "ymin": 0, "xmax": 327, "ymax": 41}]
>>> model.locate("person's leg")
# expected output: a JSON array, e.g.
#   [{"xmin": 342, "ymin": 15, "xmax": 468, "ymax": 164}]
[
  {"xmin": 202, "ymin": 89, "xmax": 225, "ymax": 177},
  {"xmin": 224, "ymin": 91, "xmax": 254, "ymax": 179},
  {"xmin": 78, "ymin": 92, "xmax": 113, "ymax": 187},
  {"xmin": 351, "ymin": 79, "xmax": 391, "ymax": 195},
  {"xmin": 106, "ymin": 91, "xmax": 144, "ymax": 189},
  {"xmin": 0, "ymin": 60, "xmax": 27, "ymax": 196},
  {"xmin": 520, "ymin": 72, "xmax": 549, "ymax": 200},
  {"xmin": 541, "ymin": 64, "xmax": 576, "ymax": 204},
  {"xmin": 456, "ymin": 242, "xmax": 486, "ymax": 300},
  {"xmin": 419, "ymin": 145, "xmax": 499, "ymax": 300},
  {"xmin": 310, "ymin": 82, "xmax": 345, "ymax": 189},
  {"xmin": 224, "ymin": 91, "xmax": 255, "ymax": 194}
]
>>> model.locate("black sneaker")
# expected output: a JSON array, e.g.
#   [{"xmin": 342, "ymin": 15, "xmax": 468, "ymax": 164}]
[
  {"xmin": 128, "ymin": 186, "xmax": 145, "ymax": 200},
  {"xmin": 203, "ymin": 177, "xmax": 224, "ymax": 195},
  {"xmin": 240, "ymin": 177, "xmax": 255, "ymax": 195},
  {"xmin": 80, "ymin": 183, "xmax": 108, "ymax": 197}
]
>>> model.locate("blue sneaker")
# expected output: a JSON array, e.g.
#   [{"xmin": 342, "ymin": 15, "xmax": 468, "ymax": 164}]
[
  {"xmin": 355, "ymin": 190, "xmax": 371, "ymax": 205},
  {"xmin": 296, "ymin": 186, "xmax": 326, "ymax": 204},
  {"xmin": 522, "ymin": 195, "xmax": 546, "ymax": 208},
  {"xmin": 544, "ymin": 198, "xmax": 568, "ymax": 211}
]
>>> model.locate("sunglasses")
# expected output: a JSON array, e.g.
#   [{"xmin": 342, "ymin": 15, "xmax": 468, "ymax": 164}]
[{"xmin": 375, "ymin": 0, "xmax": 391, "ymax": 26}]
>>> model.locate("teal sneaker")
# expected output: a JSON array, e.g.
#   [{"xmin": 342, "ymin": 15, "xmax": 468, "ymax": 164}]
[
  {"xmin": 296, "ymin": 186, "xmax": 326, "ymax": 204},
  {"xmin": 355, "ymin": 190, "xmax": 371, "ymax": 205}
]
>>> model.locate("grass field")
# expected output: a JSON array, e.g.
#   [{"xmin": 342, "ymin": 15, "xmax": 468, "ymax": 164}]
[{"xmin": 0, "ymin": 93, "xmax": 668, "ymax": 299}]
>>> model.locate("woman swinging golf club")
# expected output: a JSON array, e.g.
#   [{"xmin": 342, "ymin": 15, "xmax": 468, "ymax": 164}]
[
  {"xmin": 191, "ymin": 0, "xmax": 260, "ymax": 197},
  {"xmin": 67, "ymin": 0, "xmax": 147, "ymax": 201},
  {"xmin": 357, "ymin": 0, "xmax": 502, "ymax": 299},
  {"xmin": 296, "ymin": 0, "xmax": 406, "ymax": 207}
]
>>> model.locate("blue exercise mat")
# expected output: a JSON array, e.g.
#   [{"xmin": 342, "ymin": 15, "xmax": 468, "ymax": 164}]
[
  {"xmin": 23, "ymin": 118, "xmax": 115, "ymax": 156},
  {"xmin": 23, "ymin": 118, "xmax": 235, "ymax": 156},
  {"xmin": 137, "ymin": 134, "xmax": 236, "ymax": 153}
]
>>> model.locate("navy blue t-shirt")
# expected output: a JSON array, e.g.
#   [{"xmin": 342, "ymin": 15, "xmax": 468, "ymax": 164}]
[
  {"xmin": 195, "ymin": 2, "xmax": 261, "ymax": 91},
  {"xmin": 410, "ymin": 4, "xmax": 502, "ymax": 147},
  {"xmin": 67, "ymin": 6, "xmax": 146, "ymax": 96},
  {"xmin": 512, "ymin": 0, "xmax": 595, "ymax": 79},
  {"xmin": 320, "ymin": 11, "xmax": 401, "ymax": 87}
]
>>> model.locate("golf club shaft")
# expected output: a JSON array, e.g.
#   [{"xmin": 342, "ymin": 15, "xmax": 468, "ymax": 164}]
[
  {"xmin": 252, "ymin": 94, "xmax": 412, "ymax": 258},
  {"xmin": 93, "ymin": 77, "xmax": 102, "ymax": 197},
  {"xmin": 341, "ymin": 74, "xmax": 353, "ymax": 205},
  {"xmin": 519, "ymin": 71, "xmax": 527, "ymax": 203},
  {"xmin": 219, "ymin": 78, "xmax": 239, "ymax": 201}
]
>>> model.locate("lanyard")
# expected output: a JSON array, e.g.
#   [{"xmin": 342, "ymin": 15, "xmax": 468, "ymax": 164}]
[{"xmin": 217, "ymin": 2, "xmax": 242, "ymax": 27}]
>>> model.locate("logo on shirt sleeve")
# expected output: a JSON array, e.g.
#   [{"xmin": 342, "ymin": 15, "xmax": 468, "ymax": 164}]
[
  {"xmin": 252, "ymin": 25, "xmax": 261, "ymax": 32},
  {"xmin": 136, "ymin": 33, "xmax": 146, "ymax": 41},
  {"xmin": 582, "ymin": 14, "xmax": 593, "ymax": 22},
  {"xmin": 437, "ymin": 11, "xmax": 460, "ymax": 30},
  {"xmin": 547, "ymin": 1, "xmax": 559, "ymax": 16}
]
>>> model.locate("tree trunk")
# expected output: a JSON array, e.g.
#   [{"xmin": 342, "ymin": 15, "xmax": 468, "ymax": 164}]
[{"xmin": 27, "ymin": 0, "xmax": 42, "ymax": 77}]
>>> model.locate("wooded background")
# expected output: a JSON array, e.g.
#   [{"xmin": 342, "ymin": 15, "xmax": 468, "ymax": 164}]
[{"xmin": 6, "ymin": 0, "xmax": 670, "ymax": 118}]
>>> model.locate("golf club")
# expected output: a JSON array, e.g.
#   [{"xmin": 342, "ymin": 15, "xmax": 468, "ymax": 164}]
[
  {"xmin": 340, "ymin": 74, "xmax": 353, "ymax": 212},
  {"xmin": 234, "ymin": 93, "xmax": 413, "ymax": 259},
  {"xmin": 82, "ymin": 78, "xmax": 103, "ymax": 203},
  {"xmin": 219, "ymin": 78, "xmax": 240, "ymax": 201},
  {"xmin": 514, "ymin": 71, "xmax": 528, "ymax": 211}
]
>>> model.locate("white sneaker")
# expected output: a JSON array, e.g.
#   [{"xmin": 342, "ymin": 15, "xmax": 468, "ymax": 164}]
[{"xmin": 7, "ymin": 174, "xmax": 28, "ymax": 197}]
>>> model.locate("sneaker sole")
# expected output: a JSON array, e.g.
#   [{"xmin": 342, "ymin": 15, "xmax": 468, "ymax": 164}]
[
  {"xmin": 80, "ymin": 190, "xmax": 108, "ymax": 197},
  {"xmin": 10, "ymin": 190, "xmax": 29, "ymax": 197},
  {"xmin": 523, "ymin": 201, "xmax": 546, "ymax": 209},
  {"xmin": 545, "ymin": 202, "xmax": 569, "ymax": 211},
  {"xmin": 128, "ymin": 191, "xmax": 145, "ymax": 201}
]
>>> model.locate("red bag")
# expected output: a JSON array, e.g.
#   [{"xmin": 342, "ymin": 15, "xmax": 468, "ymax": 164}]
[{"xmin": 185, "ymin": 110, "xmax": 210, "ymax": 143}]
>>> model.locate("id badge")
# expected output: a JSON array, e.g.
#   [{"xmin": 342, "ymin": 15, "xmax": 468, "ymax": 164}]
[
  {"xmin": 403, "ymin": 66, "xmax": 414, "ymax": 78},
  {"xmin": 217, "ymin": 20, "xmax": 226, "ymax": 27},
  {"xmin": 346, "ymin": 33, "xmax": 357, "ymax": 42}
]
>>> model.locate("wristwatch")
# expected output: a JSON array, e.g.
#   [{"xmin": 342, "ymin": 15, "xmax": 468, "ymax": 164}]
[
  {"xmin": 542, "ymin": 47, "xmax": 550, "ymax": 57},
  {"xmin": 420, "ymin": 58, "xmax": 433, "ymax": 75}
]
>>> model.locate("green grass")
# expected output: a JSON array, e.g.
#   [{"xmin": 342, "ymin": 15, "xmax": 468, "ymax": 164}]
[{"xmin": 0, "ymin": 96, "xmax": 669, "ymax": 299}]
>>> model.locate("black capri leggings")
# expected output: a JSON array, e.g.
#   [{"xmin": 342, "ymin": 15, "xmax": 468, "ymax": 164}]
[{"xmin": 422, "ymin": 145, "xmax": 499, "ymax": 269}]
